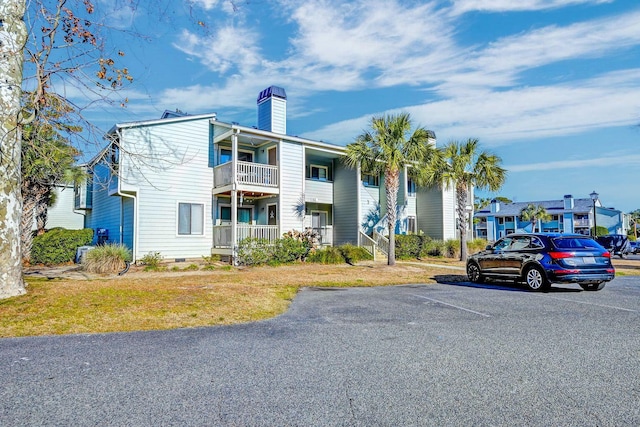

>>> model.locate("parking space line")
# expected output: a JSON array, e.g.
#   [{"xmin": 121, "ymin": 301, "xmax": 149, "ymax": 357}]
[
  {"xmin": 411, "ymin": 294, "xmax": 492, "ymax": 317},
  {"xmin": 537, "ymin": 295, "xmax": 638, "ymax": 313}
]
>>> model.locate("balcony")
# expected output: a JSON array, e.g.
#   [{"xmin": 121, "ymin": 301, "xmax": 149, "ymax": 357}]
[
  {"xmin": 213, "ymin": 225, "xmax": 280, "ymax": 248},
  {"xmin": 574, "ymin": 219, "xmax": 590, "ymax": 227},
  {"xmin": 305, "ymin": 179, "xmax": 333, "ymax": 204},
  {"xmin": 213, "ymin": 161, "xmax": 278, "ymax": 189}
]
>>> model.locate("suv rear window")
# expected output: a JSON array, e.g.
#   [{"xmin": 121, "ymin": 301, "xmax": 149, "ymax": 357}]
[{"xmin": 552, "ymin": 237, "xmax": 601, "ymax": 249}]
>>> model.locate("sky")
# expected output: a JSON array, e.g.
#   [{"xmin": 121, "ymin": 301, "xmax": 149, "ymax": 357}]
[{"xmin": 69, "ymin": 0, "xmax": 640, "ymax": 213}]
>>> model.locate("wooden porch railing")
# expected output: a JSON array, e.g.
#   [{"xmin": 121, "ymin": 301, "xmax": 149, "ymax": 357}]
[{"xmin": 213, "ymin": 161, "xmax": 278, "ymax": 188}]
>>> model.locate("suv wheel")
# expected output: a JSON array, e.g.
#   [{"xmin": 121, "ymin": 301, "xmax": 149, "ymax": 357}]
[
  {"xmin": 524, "ymin": 265, "xmax": 549, "ymax": 291},
  {"xmin": 467, "ymin": 262, "xmax": 484, "ymax": 283}
]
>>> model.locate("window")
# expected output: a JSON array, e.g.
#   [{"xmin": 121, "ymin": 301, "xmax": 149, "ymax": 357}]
[
  {"xmin": 361, "ymin": 173, "xmax": 379, "ymax": 187},
  {"xmin": 110, "ymin": 143, "xmax": 120, "ymax": 171},
  {"xmin": 219, "ymin": 206, "xmax": 252, "ymax": 224},
  {"xmin": 498, "ymin": 217, "xmax": 505, "ymax": 224},
  {"xmin": 310, "ymin": 165, "xmax": 328, "ymax": 181},
  {"xmin": 220, "ymin": 148, "xmax": 253, "ymax": 164},
  {"xmin": 220, "ymin": 206, "xmax": 232, "ymax": 221},
  {"xmin": 178, "ymin": 203, "xmax": 204, "ymax": 235},
  {"xmin": 407, "ymin": 178, "xmax": 416, "ymax": 196}
]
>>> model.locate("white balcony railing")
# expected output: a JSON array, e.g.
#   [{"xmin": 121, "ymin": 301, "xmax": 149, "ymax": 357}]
[
  {"xmin": 213, "ymin": 225, "xmax": 280, "ymax": 248},
  {"xmin": 574, "ymin": 219, "xmax": 590, "ymax": 227},
  {"xmin": 213, "ymin": 161, "xmax": 278, "ymax": 189},
  {"xmin": 313, "ymin": 226, "xmax": 333, "ymax": 246}
]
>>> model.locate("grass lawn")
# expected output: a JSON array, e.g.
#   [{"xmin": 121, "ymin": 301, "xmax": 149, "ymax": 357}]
[
  {"xmin": 1, "ymin": 260, "xmax": 465, "ymax": 338},
  {"xmin": 1, "ymin": 257, "xmax": 637, "ymax": 338}
]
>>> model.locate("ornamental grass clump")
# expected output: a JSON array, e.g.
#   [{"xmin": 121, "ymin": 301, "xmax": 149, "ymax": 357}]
[{"xmin": 82, "ymin": 244, "xmax": 132, "ymax": 274}]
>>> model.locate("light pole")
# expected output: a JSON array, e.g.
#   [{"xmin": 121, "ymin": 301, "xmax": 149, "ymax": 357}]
[{"xmin": 590, "ymin": 191, "xmax": 599, "ymax": 237}]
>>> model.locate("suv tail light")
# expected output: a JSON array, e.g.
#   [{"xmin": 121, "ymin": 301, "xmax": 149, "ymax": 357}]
[{"xmin": 549, "ymin": 251, "xmax": 574, "ymax": 259}]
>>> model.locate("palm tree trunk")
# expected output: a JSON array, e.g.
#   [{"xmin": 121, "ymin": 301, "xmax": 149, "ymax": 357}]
[
  {"xmin": 0, "ymin": 0, "xmax": 28, "ymax": 298},
  {"xmin": 35, "ymin": 189, "xmax": 51, "ymax": 235},
  {"xmin": 456, "ymin": 183, "xmax": 469, "ymax": 262},
  {"xmin": 385, "ymin": 169, "xmax": 399, "ymax": 266}
]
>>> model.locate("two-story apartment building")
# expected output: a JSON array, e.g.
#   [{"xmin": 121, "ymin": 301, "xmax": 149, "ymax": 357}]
[
  {"xmin": 76, "ymin": 86, "xmax": 457, "ymax": 262},
  {"xmin": 474, "ymin": 195, "xmax": 626, "ymax": 241}
]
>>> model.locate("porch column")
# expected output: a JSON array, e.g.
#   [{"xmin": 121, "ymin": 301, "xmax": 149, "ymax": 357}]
[{"xmin": 231, "ymin": 131, "xmax": 238, "ymax": 260}]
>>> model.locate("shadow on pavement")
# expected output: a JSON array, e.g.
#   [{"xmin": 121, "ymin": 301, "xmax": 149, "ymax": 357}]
[{"xmin": 434, "ymin": 274, "xmax": 582, "ymax": 293}]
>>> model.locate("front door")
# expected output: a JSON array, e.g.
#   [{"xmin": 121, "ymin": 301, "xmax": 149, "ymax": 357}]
[
  {"xmin": 268, "ymin": 147, "xmax": 277, "ymax": 166},
  {"xmin": 267, "ymin": 204, "xmax": 277, "ymax": 226}
]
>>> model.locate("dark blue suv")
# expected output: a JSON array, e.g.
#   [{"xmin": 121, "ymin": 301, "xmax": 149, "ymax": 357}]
[{"xmin": 466, "ymin": 233, "xmax": 615, "ymax": 291}]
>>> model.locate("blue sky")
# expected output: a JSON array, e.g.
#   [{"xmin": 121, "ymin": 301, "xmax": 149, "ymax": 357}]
[{"xmin": 75, "ymin": 0, "xmax": 639, "ymax": 213}]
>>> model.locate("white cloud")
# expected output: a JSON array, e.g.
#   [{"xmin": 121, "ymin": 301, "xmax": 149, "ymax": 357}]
[
  {"xmin": 172, "ymin": 26, "xmax": 263, "ymax": 74},
  {"xmin": 507, "ymin": 154, "xmax": 640, "ymax": 172},
  {"xmin": 450, "ymin": 0, "xmax": 613, "ymax": 15},
  {"xmin": 302, "ymin": 69, "xmax": 640, "ymax": 145},
  {"xmin": 158, "ymin": 0, "xmax": 640, "ymax": 150}
]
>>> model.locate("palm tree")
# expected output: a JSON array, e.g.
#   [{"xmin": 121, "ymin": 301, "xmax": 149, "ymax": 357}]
[
  {"xmin": 520, "ymin": 204, "xmax": 551, "ymax": 233},
  {"xmin": 343, "ymin": 113, "xmax": 435, "ymax": 266},
  {"xmin": 418, "ymin": 138, "xmax": 506, "ymax": 262}
]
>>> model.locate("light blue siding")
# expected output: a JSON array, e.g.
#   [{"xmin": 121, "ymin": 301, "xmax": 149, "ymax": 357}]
[{"xmin": 85, "ymin": 162, "xmax": 121, "ymax": 245}]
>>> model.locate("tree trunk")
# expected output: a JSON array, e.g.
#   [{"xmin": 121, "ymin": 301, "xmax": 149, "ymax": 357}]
[
  {"xmin": 20, "ymin": 191, "xmax": 37, "ymax": 263},
  {"xmin": 456, "ymin": 183, "xmax": 469, "ymax": 262},
  {"xmin": 385, "ymin": 168, "xmax": 399, "ymax": 266},
  {"xmin": 0, "ymin": 0, "xmax": 27, "ymax": 298}
]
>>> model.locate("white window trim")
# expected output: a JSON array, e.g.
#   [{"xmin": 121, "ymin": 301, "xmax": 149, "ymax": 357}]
[
  {"xmin": 310, "ymin": 164, "xmax": 329, "ymax": 181},
  {"xmin": 176, "ymin": 201, "xmax": 206, "ymax": 237}
]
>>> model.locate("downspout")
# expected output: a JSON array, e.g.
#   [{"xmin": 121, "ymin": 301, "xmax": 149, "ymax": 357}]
[{"xmin": 114, "ymin": 128, "xmax": 139, "ymax": 263}]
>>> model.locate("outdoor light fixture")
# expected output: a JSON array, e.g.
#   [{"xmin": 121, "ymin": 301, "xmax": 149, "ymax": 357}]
[{"xmin": 590, "ymin": 191, "xmax": 599, "ymax": 237}]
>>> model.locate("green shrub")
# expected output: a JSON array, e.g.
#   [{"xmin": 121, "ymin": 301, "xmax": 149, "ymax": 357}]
[
  {"xmin": 31, "ymin": 228, "xmax": 94, "ymax": 265},
  {"xmin": 395, "ymin": 234, "xmax": 425, "ymax": 259},
  {"xmin": 237, "ymin": 238, "xmax": 273, "ymax": 266},
  {"xmin": 185, "ymin": 263, "xmax": 199, "ymax": 271},
  {"xmin": 338, "ymin": 243, "xmax": 373, "ymax": 264},
  {"xmin": 82, "ymin": 244, "xmax": 131, "ymax": 274},
  {"xmin": 467, "ymin": 238, "xmax": 489, "ymax": 254},
  {"xmin": 271, "ymin": 237, "xmax": 308, "ymax": 264},
  {"xmin": 445, "ymin": 239, "xmax": 460, "ymax": 258},
  {"xmin": 307, "ymin": 247, "xmax": 345, "ymax": 264},
  {"xmin": 420, "ymin": 239, "xmax": 447, "ymax": 257},
  {"xmin": 139, "ymin": 251, "xmax": 163, "ymax": 271}
]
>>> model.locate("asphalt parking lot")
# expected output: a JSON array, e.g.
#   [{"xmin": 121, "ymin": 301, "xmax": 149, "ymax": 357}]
[{"xmin": 1, "ymin": 276, "xmax": 638, "ymax": 426}]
